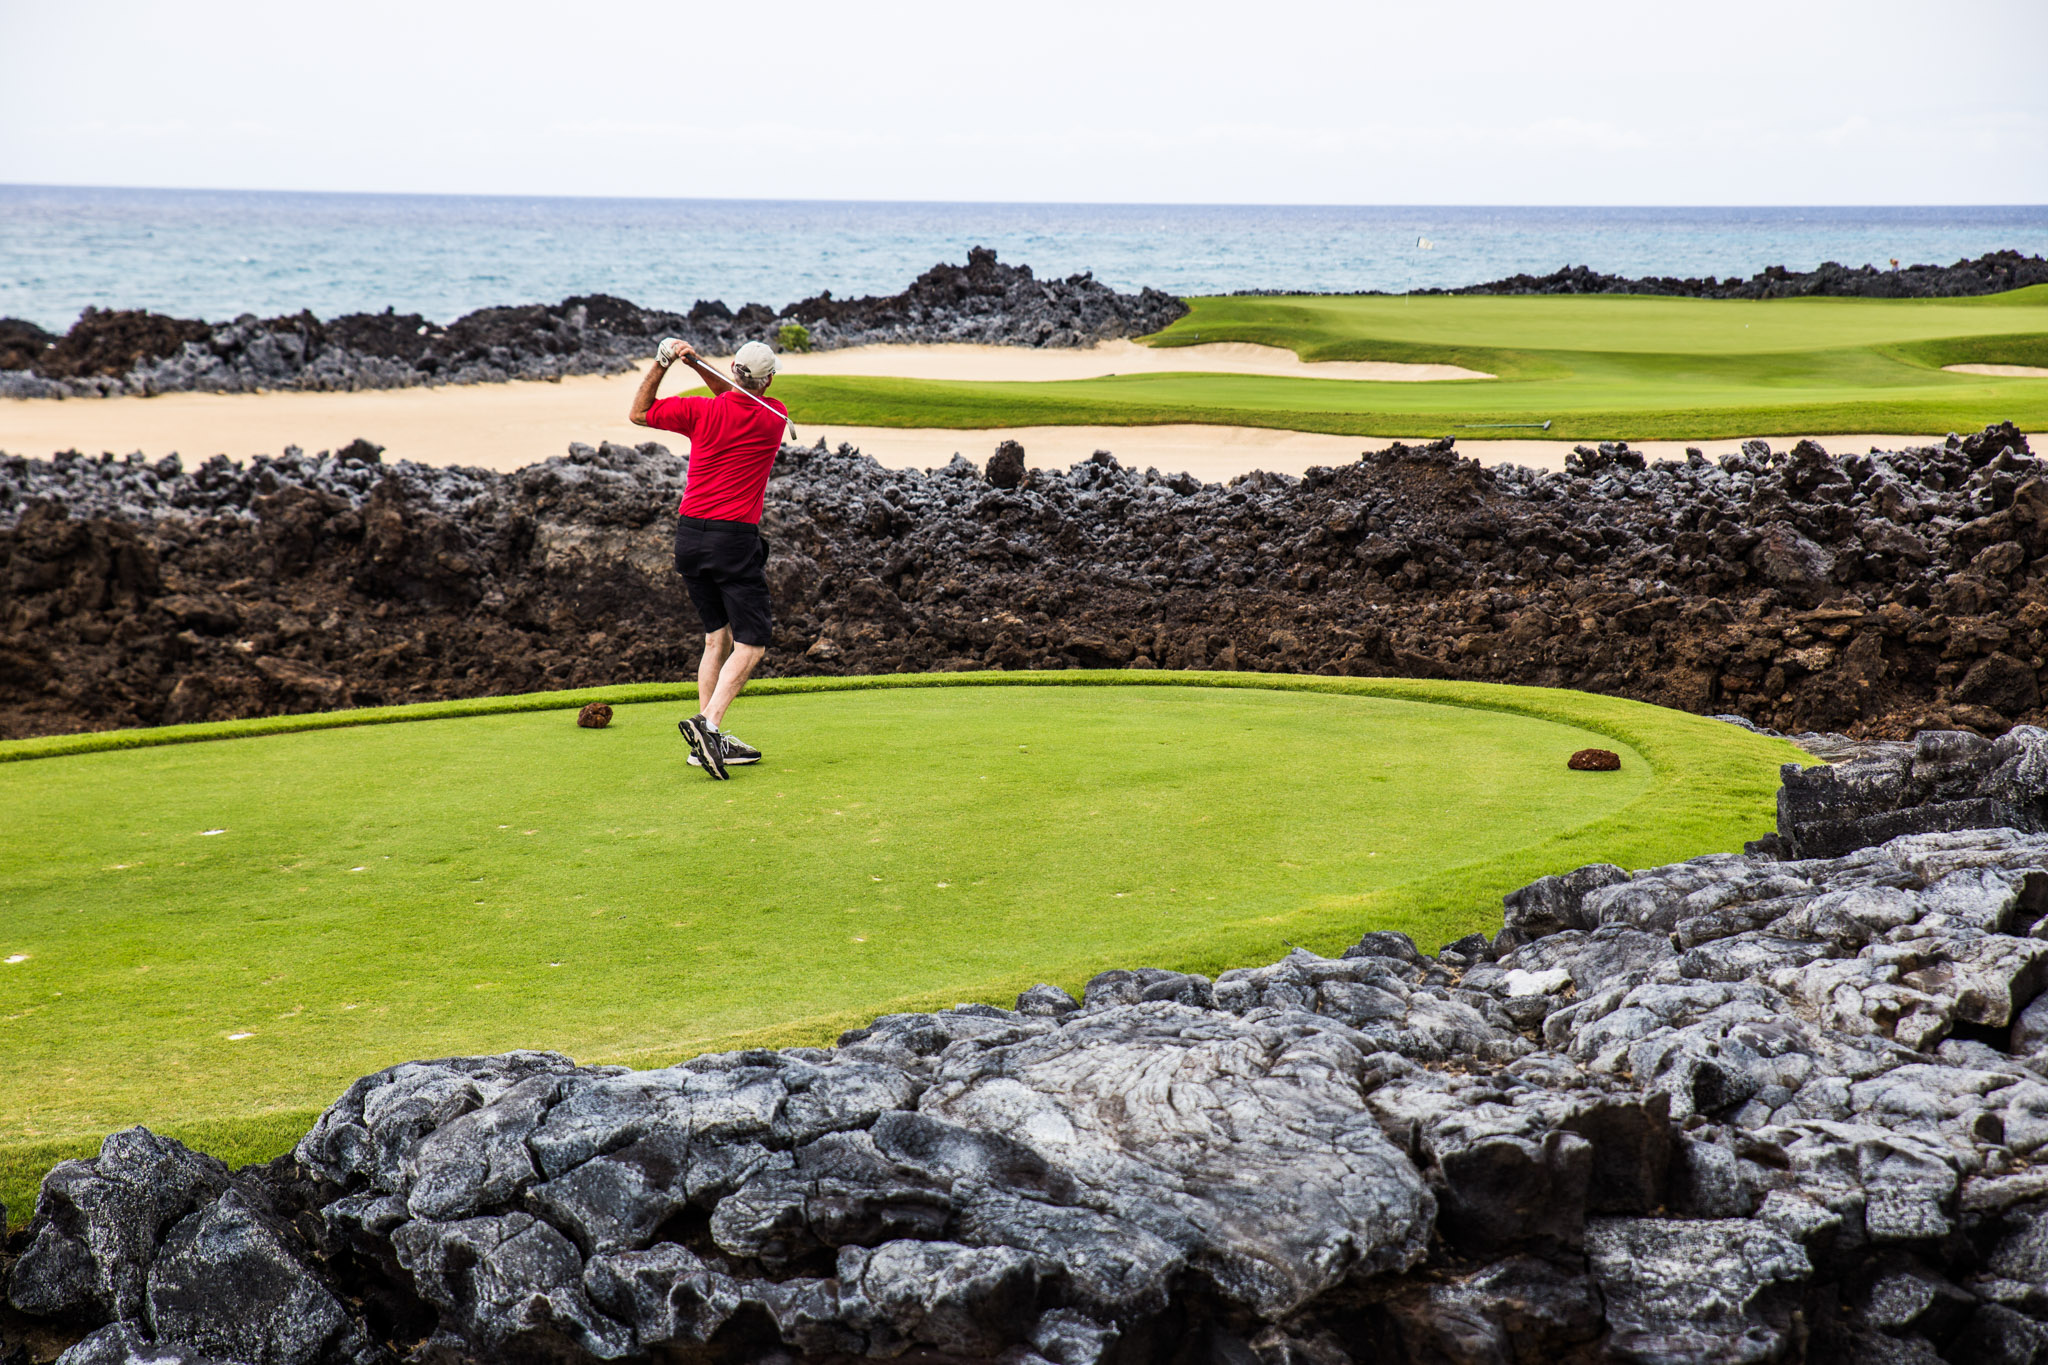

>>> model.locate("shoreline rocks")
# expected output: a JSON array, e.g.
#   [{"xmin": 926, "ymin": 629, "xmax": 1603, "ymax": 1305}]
[
  {"xmin": 16, "ymin": 744, "xmax": 2048, "ymax": 1361},
  {"xmin": 1416, "ymin": 249, "xmax": 2048, "ymax": 300},
  {"xmin": 0, "ymin": 249, "xmax": 1188, "ymax": 400}
]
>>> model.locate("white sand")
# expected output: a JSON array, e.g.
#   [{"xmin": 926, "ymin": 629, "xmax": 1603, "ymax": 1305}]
[
  {"xmin": 776, "ymin": 339, "xmax": 1492, "ymax": 383},
  {"xmin": 1, "ymin": 354, "xmax": 1473, "ymax": 474},
  {"xmin": 3, "ymin": 372, "xmax": 654, "ymax": 471},
  {"xmin": 1, "ymin": 358, "xmax": 2030, "ymax": 482},
  {"xmin": 1945, "ymin": 364, "xmax": 2048, "ymax": 379}
]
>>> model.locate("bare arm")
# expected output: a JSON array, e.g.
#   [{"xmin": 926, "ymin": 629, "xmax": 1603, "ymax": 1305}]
[
  {"xmin": 627, "ymin": 355, "xmax": 668, "ymax": 426},
  {"xmin": 628, "ymin": 341, "xmax": 736, "ymax": 427}
]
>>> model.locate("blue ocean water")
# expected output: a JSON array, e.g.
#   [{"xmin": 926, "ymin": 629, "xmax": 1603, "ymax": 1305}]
[{"xmin": 1, "ymin": 185, "xmax": 2043, "ymax": 332}]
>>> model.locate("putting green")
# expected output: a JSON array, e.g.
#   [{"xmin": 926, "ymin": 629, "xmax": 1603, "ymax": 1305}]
[
  {"xmin": 761, "ymin": 286, "xmax": 2048, "ymax": 441},
  {"xmin": 0, "ymin": 674, "xmax": 1805, "ymax": 1216}
]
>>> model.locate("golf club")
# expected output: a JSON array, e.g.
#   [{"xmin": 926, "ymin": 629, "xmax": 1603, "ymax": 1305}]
[{"xmin": 660, "ymin": 337, "xmax": 800, "ymax": 442}]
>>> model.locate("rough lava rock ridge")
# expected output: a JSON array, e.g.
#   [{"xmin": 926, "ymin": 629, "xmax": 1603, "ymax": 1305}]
[
  {"xmin": 0, "ymin": 250, "xmax": 1187, "ymax": 400},
  {"xmin": 1, "ymin": 423, "xmax": 2043, "ymax": 743}
]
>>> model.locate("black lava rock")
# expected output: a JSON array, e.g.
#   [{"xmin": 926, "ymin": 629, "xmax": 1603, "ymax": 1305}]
[{"xmin": 0, "ymin": 251, "xmax": 1188, "ymax": 400}]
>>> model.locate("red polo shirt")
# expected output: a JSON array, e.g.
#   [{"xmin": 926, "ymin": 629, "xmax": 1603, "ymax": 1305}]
[{"xmin": 644, "ymin": 389, "xmax": 788, "ymax": 524}]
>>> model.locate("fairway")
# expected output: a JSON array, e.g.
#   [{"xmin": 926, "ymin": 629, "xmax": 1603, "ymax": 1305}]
[
  {"xmin": 0, "ymin": 675, "xmax": 1805, "ymax": 1210},
  {"xmin": 763, "ymin": 286, "xmax": 2048, "ymax": 441}
]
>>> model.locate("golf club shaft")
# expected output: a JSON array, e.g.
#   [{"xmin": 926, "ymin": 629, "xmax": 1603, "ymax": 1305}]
[{"xmin": 683, "ymin": 353, "xmax": 797, "ymax": 438}]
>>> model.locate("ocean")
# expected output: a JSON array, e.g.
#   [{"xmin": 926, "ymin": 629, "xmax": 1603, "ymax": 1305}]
[{"xmin": 1, "ymin": 185, "xmax": 2043, "ymax": 332}]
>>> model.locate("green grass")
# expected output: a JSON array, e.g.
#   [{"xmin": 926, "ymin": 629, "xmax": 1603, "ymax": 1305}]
[
  {"xmin": 762, "ymin": 285, "xmax": 2048, "ymax": 442},
  {"xmin": 0, "ymin": 674, "xmax": 1806, "ymax": 1221}
]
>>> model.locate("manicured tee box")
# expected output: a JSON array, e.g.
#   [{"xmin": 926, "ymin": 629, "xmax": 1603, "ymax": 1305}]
[{"xmin": 0, "ymin": 672, "xmax": 1805, "ymax": 1214}]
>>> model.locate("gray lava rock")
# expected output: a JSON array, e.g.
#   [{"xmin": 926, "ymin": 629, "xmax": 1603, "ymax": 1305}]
[
  {"xmin": 1773, "ymin": 726, "xmax": 2048, "ymax": 860},
  {"xmin": 1587, "ymin": 1217, "xmax": 1811, "ymax": 1360},
  {"xmin": 25, "ymin": 764, "xmax": 2048, "ymax": 1361},
  {"xmin": 1342, "ymin": 929, "xmax": 1424, "ymax": 964},
  {"xmin": 1496, "ymin": 864, "xmax": 1630, "ymax": 951},
  {"xmin": 294, "ymin": 1050, "xmax": 585, "ymax": 1195},
  {"xmin": 391, "ymin": 1211, "xmax": 632, "ymax": 1360},
  {"xmin": 8, "ymin": 1127, "xmax": 230, "ymax": 1324},
  {"xmin": 1953, "ymin": 1303, "xmax": 2048, "ymax": 1364},
  {"xmin": 53, "ymin": 1322, "xmax": 243, "ymax": 1365},
  {"xmin": 836, "ymin": 1239, "xmax": 1039, "ymax": 1354},
  {"xmin": 1013, "ymin": 982, "xmax": 1080, "ymax": 1016},
  {"xmin": 145, "ymin": 1190, "xmax": 383, "ymax": 1365},
  {"xmin": 916, "ymin": 1002, "xmax": 1434, "ymax": 1317},
  {"xmin": 580, "ymin": 1243, "xmax": 739, "ymax": 1347},
  {"xmin": 1078, "ymin": 967, "xmax": 1213, "ymax": 1011}
]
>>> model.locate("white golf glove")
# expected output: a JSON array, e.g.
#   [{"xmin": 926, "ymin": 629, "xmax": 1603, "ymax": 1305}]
[{"xmin": 657, "ymin": 337, "xmax": 689, "ymax": 367}]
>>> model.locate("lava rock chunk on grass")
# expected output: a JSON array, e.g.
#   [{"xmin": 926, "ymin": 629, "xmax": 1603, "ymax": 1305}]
[
  {"xmin": 576, "ymin": 703, "xmax": 613, "ymax": 729},
  {"xmin": 1569, "ymin": 748, "xmax": 1621, "ymax": 771}
]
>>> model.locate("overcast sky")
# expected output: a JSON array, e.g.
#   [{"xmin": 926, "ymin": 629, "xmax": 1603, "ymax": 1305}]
[{"xmin": 3, "ymin": 0, "xmax": 2043, "ymax": 205}]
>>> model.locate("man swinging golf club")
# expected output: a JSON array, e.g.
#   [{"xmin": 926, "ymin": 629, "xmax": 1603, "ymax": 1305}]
[{"xmin": 629, "ymin": 337, "xmax": 788, "ymax": 780}]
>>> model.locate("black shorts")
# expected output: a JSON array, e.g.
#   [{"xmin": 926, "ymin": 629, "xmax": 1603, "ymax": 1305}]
[{"xmin": 674, "ymin": 516, "xmax": 773, "ymax": 647}]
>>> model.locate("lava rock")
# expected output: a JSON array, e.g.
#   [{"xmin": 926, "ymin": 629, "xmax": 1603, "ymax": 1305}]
[
  {"xmin": 1750, "ymin": 521, "xmax": 1837, "ymax": 593},
  {"xmin": 1773, "ymin": 726, "xmax": 2048, "ymax": 859},
  {"xmin": 7, "ymin": 1127, "xmax": 231, "ymax": 1324},
  {"xmin": 145, "ymin": 1189, "xmax": 383, "ymax": 1365},
  {"xmin": 5, "ymin": 422, "xmax": 2044, "ymax": 747},
  {"xmin": 0, "ymin": 250, "xmax": 1186, "ymax": 400},
  {"xmin": 1586, "ymin": 1217, "xmax": 1811, "ymax": 1359},
  {"xmin": 986, "ymin": 440, "xmax": 1027, "ymax": 490},
  {"xmin": 576, "ymin": 702, "xmax": 613, "ymax": 729},
  {"xmin": 50, "ymin": 1321, "xmax": 240, "ymax": 1364},
  {"xmin": 1567, "ymin": 748, "xmax": 1621, "ymax": 771},
  {"xmin": 1961, "ymin": 653, "xmax": 2044, "ymax": 717},
  {"xmin": 20, "ymin": 809, "xmax": 2048, "ymax": 1359},
  {"xmin": 1421, "ymin": 249, "xmax": 2048, "ymax": 301},
  {"xmin": 1013, "ymin": 982, "xmax": 1080, "ymax": 1016}
]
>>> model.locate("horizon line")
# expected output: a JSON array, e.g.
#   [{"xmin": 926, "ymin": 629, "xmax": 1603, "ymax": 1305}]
[{"xmin": 3, "ymin": 182, "xmax": 2046, "ymax": 213}]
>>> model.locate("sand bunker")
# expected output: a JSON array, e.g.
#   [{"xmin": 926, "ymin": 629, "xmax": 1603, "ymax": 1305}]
[
  {"xmin": 1945, "ymin": 363, "xmax": 2048, "ymax": 379},
  {"xmin": 3, "ymin": 372, "xmax": 651, "ymax": 472},
  {"xmin": 1, "ymin": 354, "xmax": 1474, "ymax": 475},
  {"xmin": 776, "ymin": 339, "xmax": 1493, "ymax": 383},
  {"xmin": 0, "ymin": 358, "xmax": 2029, "ymax": 482}
]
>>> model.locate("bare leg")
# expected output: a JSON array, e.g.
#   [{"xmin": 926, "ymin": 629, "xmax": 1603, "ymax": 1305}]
[
  {"xmin": 704, "ymin": 642, "xmax": 766, "ymax": 728},
  {"xmin": 697, "ymin": 629, "xmax": 730, "ymax": 711}
]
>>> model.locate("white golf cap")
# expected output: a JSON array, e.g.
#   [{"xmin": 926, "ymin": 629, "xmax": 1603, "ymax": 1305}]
[{"xmin": 732, "ymin": 341, "xmax": 779, "ymax": 383}]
